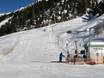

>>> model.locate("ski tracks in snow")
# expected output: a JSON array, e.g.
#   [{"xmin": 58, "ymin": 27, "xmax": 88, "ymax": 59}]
[{"xmin": 0, "ymin": 36, "xmax": 19, "ymax": 60}]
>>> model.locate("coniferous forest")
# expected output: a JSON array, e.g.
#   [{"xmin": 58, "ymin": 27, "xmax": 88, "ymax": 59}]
[{"xmin": 0, "ymin": 0, "xmax": 104, "ymax": 36}]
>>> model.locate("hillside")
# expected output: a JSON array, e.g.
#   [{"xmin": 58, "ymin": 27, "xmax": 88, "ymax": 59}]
[
  {"xmin": 0, "ymin": 12, "xmax": 104, "ymax": 78},
  {"xmin": 0, "ymin": 0, "xmax": 104, "ymax": 36},
  {"xmin": 0, "ymin": 12, "xmax": 104, "ymax": 62},
  {"xmin": 0, "ymin": 0, "xmax": 104, "ymax": 78}
]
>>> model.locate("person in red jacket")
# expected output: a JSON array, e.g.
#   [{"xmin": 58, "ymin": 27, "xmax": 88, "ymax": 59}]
[
  {"xmin": 74, "ymin": 54, "xmax": 77, "ymax": 64},
  {"xmin": 74, "ymin": 49, "xmax": 78, "ymax": 64},
  {"xmin": 66, "ymin": 50, "xmax": 70, "ymax": 63}
]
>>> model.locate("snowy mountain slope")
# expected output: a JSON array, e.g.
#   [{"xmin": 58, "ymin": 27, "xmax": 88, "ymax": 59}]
[
  {"xmin": 0, "ymin": 16, "xmax": 104, "ymax": 78},
  {"xmin": 0, "ymin": 17, "xmax": 12, "ymax": 28},
  {"xmin": 14, "ymin": 2, "xmax": 35, "ymax": 12},
  {"xmin": 0, "ymin": 15, "xmax": 104, "ymax": 78},
  {"xmin": 1, "ymin": 0, "xmax": 104, "ymax": 37},
  {"xmin": 73, "ymin": 14, "xmax": 104, "ymax": 42},
  {"xmin": 0, "ymin": 28, "xmax": 59, "ymax": 62},
  {"xmin": 0, "ymin": 13, "xmax": 10, "ymax": 17},
  {"xmin": 0, "ymin": 1, "xmax": 104, "ymax": 78},
  {"xmin": 0, "ymin": 14, "xmax": 4, "ymax": 17},
  {"xmin": 0, "ymin": 14, "xmax": 104, "ymax": 62},
  {"xmin": 1, "ymin": 15, "xmax": 103, "ymax": 61},
  {"xmin": 0, "ymin": 17, "xmax": 86, "ymax": 62}
]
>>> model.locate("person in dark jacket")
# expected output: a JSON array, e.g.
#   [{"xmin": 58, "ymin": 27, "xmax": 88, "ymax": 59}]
[
  {"xmin": 59, "ymin": 52, "xmax": 65, "ymax": 62},
  {"xmin": 83, "ymin": 54, "xmax": 87, "ymax": 62}
]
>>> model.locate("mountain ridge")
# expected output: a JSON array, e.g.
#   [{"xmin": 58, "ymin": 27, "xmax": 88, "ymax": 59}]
[{"xmin": 0, "ymin": 0, "xmax": 104, "ymax": 36}]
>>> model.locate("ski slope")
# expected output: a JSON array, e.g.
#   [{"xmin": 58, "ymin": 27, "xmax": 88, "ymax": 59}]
[{"xmin": 0, "ymin": 15, "xmax": 104, "ymax": 78}]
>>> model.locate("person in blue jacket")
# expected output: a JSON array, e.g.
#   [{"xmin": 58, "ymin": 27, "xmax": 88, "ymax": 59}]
[{"xmin": 59, "ymin": 52, "xmax": 65, "ymax": 62}]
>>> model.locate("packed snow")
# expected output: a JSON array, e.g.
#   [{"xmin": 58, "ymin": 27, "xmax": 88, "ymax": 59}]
[{"xmin": 0, "ymin": 14, "xmax": 104, "ymax": 78}]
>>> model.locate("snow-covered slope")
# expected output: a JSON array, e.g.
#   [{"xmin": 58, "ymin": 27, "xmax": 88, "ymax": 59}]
[
  {"xmin": 0, "ymin": 12, "xmax": 11, "ymax": 17},
  {"xmin": 0, "ymin": 15, "xmax": 104, "ymax": 78},
  {"xmin": 0, "ymin": 16, "xmax": 86, "ymax": 62},
  {"xmin": 0, "ymin": 14, "xmax": 4, "ymax": 17},
  {"xmin": 0, "ymin": 17, "xmax": 12, "ymax": 28},
  {"xmin": 14, "ymin": 2, "xmax": 35, "ymax": 12},
  {"xmin": 0, "ymin": 14, "xmax": 104, "ymax": 62}
]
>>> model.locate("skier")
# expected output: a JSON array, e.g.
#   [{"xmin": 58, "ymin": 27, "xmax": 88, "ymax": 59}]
[
  {"xmin": 66, "ymin": 50, "xmax": 70, "ymax": 63},
  {"xmin": 59, "ymin": 52, "xmax": 65, "ymax": 62}
]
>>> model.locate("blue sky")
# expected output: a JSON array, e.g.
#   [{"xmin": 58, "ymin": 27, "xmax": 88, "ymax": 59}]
[{"xmin": 0, "ymin": 0, "xmax": 37, "ymax": 13}]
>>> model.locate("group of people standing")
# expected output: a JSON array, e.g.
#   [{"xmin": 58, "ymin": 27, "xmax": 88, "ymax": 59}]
[{"xmin": 59, "ymin": 49, "xmax": 78, "ymax": 64}]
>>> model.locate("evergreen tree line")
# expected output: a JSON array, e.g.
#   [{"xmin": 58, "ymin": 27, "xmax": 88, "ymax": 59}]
[{"xmin": 0, "ymin": 0, "xmax": 104, "ymax": 36}]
